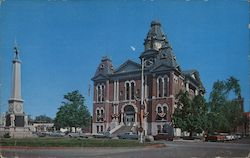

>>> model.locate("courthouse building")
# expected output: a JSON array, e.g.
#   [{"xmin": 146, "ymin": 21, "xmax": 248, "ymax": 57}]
[{"xmin": 91, "ymin": 21, "xmax": 205, "ymax": 136}]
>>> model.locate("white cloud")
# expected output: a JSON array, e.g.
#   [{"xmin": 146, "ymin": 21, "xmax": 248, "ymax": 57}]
[{"xmin": 130, "ymin": 46, "xmax": 136, "ymax": 51}]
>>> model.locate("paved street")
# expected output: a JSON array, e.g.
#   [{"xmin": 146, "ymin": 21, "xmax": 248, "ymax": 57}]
[{"xmin": 1, "ymin": 140, "xmax": 250, "ymax": 158}]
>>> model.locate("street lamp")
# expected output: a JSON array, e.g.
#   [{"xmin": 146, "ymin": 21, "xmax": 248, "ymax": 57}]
[{"xmin": 139, "ymin": 58, "xmax": 153, "ymax": 143}]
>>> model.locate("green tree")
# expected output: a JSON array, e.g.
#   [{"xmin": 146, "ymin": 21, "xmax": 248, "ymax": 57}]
[
  {"xmin": 34, "ymin": 115, "xmax": 53, "ymax": 123},
  {"xmin": 208, "ymin": 76, "xmax": 243, "ymax": 133},
  {"xmin": 54, "ymin": 90, "xmax": 91, "ymax": 131},
  {"xmin": 173, "ymin": 91, "xmax": 207, "ymax": 137}
]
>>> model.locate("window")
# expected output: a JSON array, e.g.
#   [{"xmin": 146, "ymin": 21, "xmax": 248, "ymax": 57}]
[
  {"xmin": 131, "ymin": 82, "xmax": 135, "ymax": 100},
  {"xmin": 164, "ymin": 77, "xmax": 169, "ymax": 97},
  {"xmin": 97, "ymin": 86, "xmax": 101, "ymax": 102},
  {"xmin": 126, "ymin": 82, "xmax": 130, "ymax": 100},
  {"xmin": 100, "ymin": 125, "xmax": 103, "ymax": 132},
  {"xmin": 163, "ymin": 106, "xmax": 167, "ymax": 113},
  {"xmin": 96, "ymin": 108, "xmax": 104, "ymax": 122},
  {"xmin": 158, "ymin": 77, "xmax": 163, "ymax": 97},
  {"xmin": 124, "ymin": 81, "xmax": 136, "ymax": 100},
  {"xmin": 101, "ymin": 85, "xmax": 105, "ymax": 101},
  {"xmin": 157, "ymin": 125, "xmax": 161, "ymax": 133},
  {"xmin": 96, "ymin": 84, "xmax": 105, "ymax": 102},
  {"xmin": 97, "ymin": 125, "xmax": 99, "ymax": 133},
  {"xmin": 157, "ymin": 106, "xmax": 162, "ymax": 113},
  {"xmin": 156, "ymin": 104, "xmax": 168, "ymax": 120},
  {"xmin": 158, "ymin": 76, "xmax": 169, "ymax": 98}
]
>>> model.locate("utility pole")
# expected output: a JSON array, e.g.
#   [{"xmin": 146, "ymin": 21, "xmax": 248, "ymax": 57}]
[{"xmin": 139, "ymin": 58, "xmax": 145, "ymax": 143}]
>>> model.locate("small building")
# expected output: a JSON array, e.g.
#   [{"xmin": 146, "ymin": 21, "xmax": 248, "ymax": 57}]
[{"xmin": 91, "ymin": 21, "xmax": 205, "ymax": 136}]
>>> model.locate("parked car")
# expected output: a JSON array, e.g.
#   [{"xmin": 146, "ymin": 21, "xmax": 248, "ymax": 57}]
[
  {"xmin": 34, "ymin": 132, "xmax": 46, "ymax": 137},
  {"xmin": 68, "ymin": 132, "xmax": 88, "ymax": 138},
  {"xmin": 93, "ymin": 132, "xmax": 112, "ymax": 139},
  {"xmin": 205, "ymin": 134, "xmax": 225, "ymax": 142},
  {"xmin": 48, "ymin": 131, "xmax": 65, "ymax": 137},
  {"xmin": 153, "ymin": 133, "xmax": 174, "ymax": 141},
  {"xmin": 117, "ymin": 132, "xmax": 139, "ymax": 140}
]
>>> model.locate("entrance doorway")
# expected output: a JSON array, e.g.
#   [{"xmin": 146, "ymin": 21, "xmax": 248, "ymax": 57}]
[{"xmin": 124, "ymin": 105, "xmax": 135, "ymax": 126}]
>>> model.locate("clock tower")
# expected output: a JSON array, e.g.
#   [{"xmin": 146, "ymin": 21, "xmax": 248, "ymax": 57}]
[{"xmin": 5, "ymin": 44, "xmax": 26, "ymax": 127}]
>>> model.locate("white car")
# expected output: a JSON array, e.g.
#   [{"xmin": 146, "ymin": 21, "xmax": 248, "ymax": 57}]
[{"xmin": 68, "ymin": 132, "xmax": 88, "ymax": 138}]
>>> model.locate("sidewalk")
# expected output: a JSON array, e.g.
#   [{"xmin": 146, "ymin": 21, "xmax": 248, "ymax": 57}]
[{"xmin": 173, "ymin": 138, "xmax": 203, "ymax": 143}]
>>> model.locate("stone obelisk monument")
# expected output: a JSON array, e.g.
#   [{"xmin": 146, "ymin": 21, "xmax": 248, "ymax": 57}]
[
  {"xmin": 5, "ymin": 44, "xmax": 27, "ymax": 127},
  {"xmin": 3, "ymin": 44, "xmax": 30, "ymax": 138}
]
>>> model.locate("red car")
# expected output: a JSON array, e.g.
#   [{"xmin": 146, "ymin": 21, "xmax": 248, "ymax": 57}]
[{"xmin": 205, "ymin": 134, "xmax": 225, "ymax": 142}]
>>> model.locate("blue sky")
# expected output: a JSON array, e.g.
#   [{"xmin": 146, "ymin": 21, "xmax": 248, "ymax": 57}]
[{"xmin": 0, "ymin": 0, "xmax": 249, "ymax": 118}]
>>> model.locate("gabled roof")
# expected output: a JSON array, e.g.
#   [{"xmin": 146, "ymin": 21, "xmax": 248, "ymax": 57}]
[
  {"xmin": 92, "ymin": 56, "xmax": 114, "ymax": 81},
  {"xmin": 183, "ymin": 69, "xmax": 205, "ymax": 90},
  {"xmin": 149, "ymin": 46, "xmax": 181, "ymax": 73},
  {"xmin": 114, "ymin": 59, "xmax": 141, "ymax": 74},
  {"xmin": 150, "ymin": 62, "xmax": 176, "ymax": 73},
  {"xmin": 91, "ymin": 73, "xmax": 108, "ymax": 81}
]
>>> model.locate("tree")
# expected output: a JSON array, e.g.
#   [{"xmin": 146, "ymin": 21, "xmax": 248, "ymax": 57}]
[
  {"xmin": 173, "ymin": 91, "xmax": 208, "ymax": 137},
  {"xmin": 54, "ymin": 90, "xmax": 91, "ymax": 131},
  {"xmin": 208, "ymin": 76, "xmax": 243, "ymax": 133},
  {"xmin": 34, "ymin": 115, "xmax": 53, "ymax": 123}
]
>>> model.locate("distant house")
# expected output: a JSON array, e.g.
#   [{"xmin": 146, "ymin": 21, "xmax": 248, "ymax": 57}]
[
  {"xmin": 30, "ymin": 122, "xmax": 54, "ymax": 132},
  {"xmin": 91, "ymin": 21, "xmax": 205, "ymax": 136}
]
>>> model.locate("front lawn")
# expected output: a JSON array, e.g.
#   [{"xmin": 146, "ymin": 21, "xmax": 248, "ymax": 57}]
[{"xmin": 0, "ymin": 137, "xmax": 149, "ymax": 147}]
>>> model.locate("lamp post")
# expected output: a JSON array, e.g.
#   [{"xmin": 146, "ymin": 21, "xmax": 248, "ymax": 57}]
[{"xmin": 138, "ymin": 58, "xmax": 153, "ymax": 143}]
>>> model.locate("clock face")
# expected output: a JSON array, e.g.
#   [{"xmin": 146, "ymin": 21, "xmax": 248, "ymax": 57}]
[
  {"xmin": 15, "ymin": 104, "xmax": 22, "ymax": 113},
  {"xmin": 153, "ymin": 42, "xmax": 162, "ymax": 50}
]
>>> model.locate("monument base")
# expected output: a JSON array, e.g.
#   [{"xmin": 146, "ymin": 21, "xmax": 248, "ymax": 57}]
[
  {"xmin": 0, "ymin": 126, "xmax": 35, "ymax": 138},
  {"xmin": 5, "ymin": 113, "xmax": 25, "ymax": 127}
]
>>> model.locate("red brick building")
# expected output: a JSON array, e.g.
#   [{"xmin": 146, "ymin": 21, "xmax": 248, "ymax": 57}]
[{"xmin": 91, "ymin": 21, "xmax": 205, "ymax": 136}]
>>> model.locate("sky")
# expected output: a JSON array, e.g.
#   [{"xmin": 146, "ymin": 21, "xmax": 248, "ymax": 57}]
[{"xmin": 0, "ymin": 0, "xmax": 249, "ymax": 119}]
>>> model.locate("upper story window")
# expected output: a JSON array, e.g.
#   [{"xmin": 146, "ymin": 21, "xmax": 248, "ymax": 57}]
[
  {"xmin": 157, "ymin": 76, "xmax": 169, "ymax": 98},
  {"xmin": 96, "ymin": 84, "xmax": 105, "ymax": 102},
  {"xmin": 131, "ymin": 82, "xmax": 135, "ymax": 100},
  {"xmin": 124, "ymin": 81, "xmax": 136, "ymax": 101}
]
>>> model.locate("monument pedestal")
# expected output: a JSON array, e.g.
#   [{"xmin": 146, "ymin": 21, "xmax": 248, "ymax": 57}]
[
  {"xmin": 5, "ymin": 113, "xmax": 26, "ymax": 127},
  {"xmin": 0, "ymin": 126, "xmax": 34, "ymax": 138}
]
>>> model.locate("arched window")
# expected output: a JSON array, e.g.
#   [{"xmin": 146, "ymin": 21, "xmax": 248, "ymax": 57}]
[
  {"xmin": 163, "ymin": 104, "xmax": 168, "ymax": 120},
  {"xmin": 96, "ymin": 108, "xmax": 104, "ymax": 122},
  {"xmin": 124, "ymin": 81, "xmax": 136, "ymax": 100},
  {"xmin": 97, "ymin": 86, "xmax": 101, "ymax": 102},
  {"xmin": 164, "ymin": 77, "xmax": 169, "ymax": 97},
  {"xmin": 96, "ymin": 84, "xmax": 105, "ymax": 102},
  {"xmin": 158, "ymin": 76, "xmax": 169, "ymax": 98},
  {"xmin": 157, "ymin": 106, "xmax": 162, "ymax": 113},
  {"xmin": 163, "ymin": 106, "xmax": 167, "ymax": 113},
  {"xmin": 157, "ymin": 77, "xmax": 163, "ymax": 97},
  {"xmin": 97, "ymin": 125, "xmax": 99, "ymax": 133},
  {"xmin": 101, "ymin": 85, "xmax": 105, "ymax": 101},
  {"xmin": 126, "ymin": 82, "xmax": 130, "ymax": 100},
  {"xmin": 131, "ymin": 82, "xmax": 135, "ymax": 100}
]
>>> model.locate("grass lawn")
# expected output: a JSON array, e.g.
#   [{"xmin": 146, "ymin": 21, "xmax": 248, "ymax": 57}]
[{"xmin": 0, "ymin": 137, "xmax": 151, "ymax": 147}]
